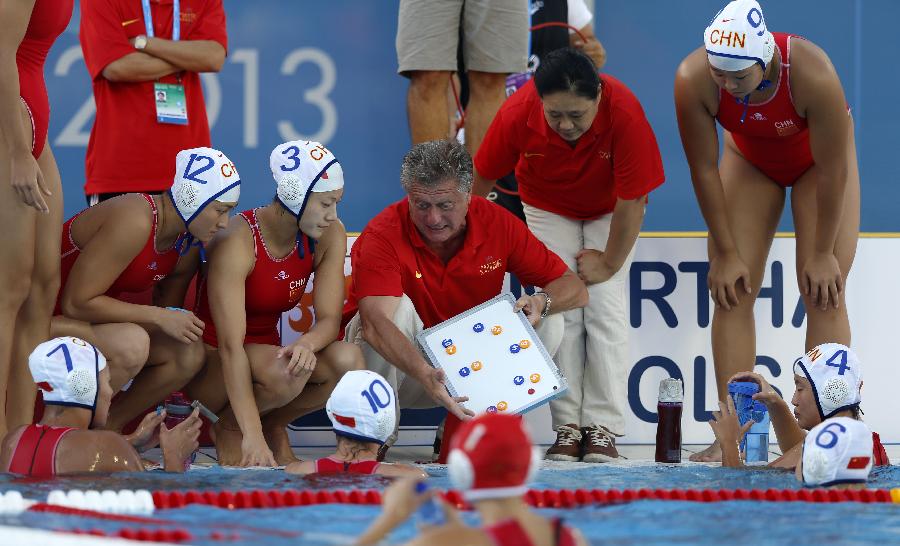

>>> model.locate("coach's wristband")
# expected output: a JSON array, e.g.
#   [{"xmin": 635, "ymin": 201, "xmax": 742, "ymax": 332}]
[{"xmin": 534, "ymin": 291, "xmax": 551, "ymax": 319}]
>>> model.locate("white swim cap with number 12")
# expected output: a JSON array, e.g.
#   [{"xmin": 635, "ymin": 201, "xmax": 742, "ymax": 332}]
[{"xmin": 169, "ymin": 147, "xmax": 241, "ymax": 226}]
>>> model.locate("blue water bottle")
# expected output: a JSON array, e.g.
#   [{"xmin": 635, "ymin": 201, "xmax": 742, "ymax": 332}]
[
  {"xmin": 728, "ymin": 382, "xmax": 770, "ymax": 463},
  {"xmin": 414, "ymin": 482, "xmax": 446, "ymax": 527}
]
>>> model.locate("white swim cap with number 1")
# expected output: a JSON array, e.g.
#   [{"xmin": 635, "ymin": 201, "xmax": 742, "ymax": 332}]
[{"xmin": 704, "ymin": 0, "xmax": 775, "ymax": 72}]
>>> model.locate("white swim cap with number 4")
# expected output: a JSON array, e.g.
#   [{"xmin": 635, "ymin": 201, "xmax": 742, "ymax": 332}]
[
  {"xmin": 29, "ymin": 337, "xmax": 107, "ymax": 411},
  {"xmin": 169, "ymin": 147, "xmax": 241, "ymax": 226},
  {"xmin": 270, "ymin": 140, "xmax": 344, "ymax": 219},
  {"xmin": 704, "ymin": 0, "xmax": 775, "ymax": 72},
  {"xmin": 325, "ymin": 370, "xmax": 395, "ymax": 445},
  {"xmin": 793, "ymin": 343, "xmax": 863, "ymax": 420}
]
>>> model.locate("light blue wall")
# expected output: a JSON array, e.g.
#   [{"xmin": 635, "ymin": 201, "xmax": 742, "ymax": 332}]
[{"xmin": 45, "ymin": 1, "xmax": 897, "ymax": 232}]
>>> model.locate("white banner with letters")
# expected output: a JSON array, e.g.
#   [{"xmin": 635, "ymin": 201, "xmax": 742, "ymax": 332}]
[{"xmin": 283, "ymin": 235, "xmax": 899, "ymax": 446}]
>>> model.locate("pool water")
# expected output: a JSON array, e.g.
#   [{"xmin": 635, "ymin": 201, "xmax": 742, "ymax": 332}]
[{"xmin": 2, "ymin": 462, "xmax": 900, "ymax": 545}]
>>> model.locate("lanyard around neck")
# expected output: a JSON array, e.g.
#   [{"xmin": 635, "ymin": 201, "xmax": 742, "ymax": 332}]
[{"xmin": 141, "ymin": 0, "xmax": 180, "ymax": 41}]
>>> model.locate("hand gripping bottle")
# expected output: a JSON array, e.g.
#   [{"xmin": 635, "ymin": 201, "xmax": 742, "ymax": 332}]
[
  {"xmin": 728, "ymin": 382, "xmax": 770, "ymax": 463},
  {"xmin": 655, "ymin": 378, "xmax": 683, "ymax": 463},
  {"xmin": 163, "ymin": 392, "xmax": 197, "ymax": 470}
]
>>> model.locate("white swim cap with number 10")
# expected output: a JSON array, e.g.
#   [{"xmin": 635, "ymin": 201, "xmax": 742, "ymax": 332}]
[{"xmin": 704, "ymin": 0, "xmax": 775, "ymax": 72}]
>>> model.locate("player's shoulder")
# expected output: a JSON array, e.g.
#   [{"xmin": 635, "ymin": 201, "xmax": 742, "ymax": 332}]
[
  {"xmin": 284, "ymin": 460, "xmax": 315, "ymax": 475},
  {"xmin": 788, "ymin": 36, "xmax": 839, "ymax": 86},
  {"xmin": 376, "ymin": 462, "xmax": 428, "ymax": 479},
  {"xmin": 59, "ymin": 430, "xmax": 133, "ymax": 469}
]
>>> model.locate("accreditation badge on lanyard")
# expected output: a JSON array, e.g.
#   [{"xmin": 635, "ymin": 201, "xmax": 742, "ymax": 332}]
[{"xmin": 143, "ymin": 0, "xmax": 188, "ymax": 125}]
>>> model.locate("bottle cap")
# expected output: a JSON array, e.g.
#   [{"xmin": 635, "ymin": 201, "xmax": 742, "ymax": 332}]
[{"xmin": 658, "ymin": 378, "xmax": 683, "ymax": 403}]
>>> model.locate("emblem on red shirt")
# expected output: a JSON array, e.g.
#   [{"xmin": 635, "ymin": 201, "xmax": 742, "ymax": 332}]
[
  {"xmin": 479, "ymin": 256, "xmax": 502, "ymax": 275},
  {"xmin": 775, "ymin": 119, "xmax": 800, "ymax": 137}
]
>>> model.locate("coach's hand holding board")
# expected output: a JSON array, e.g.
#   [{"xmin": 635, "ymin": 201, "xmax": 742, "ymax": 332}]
[{"xmin": 418, "ymin": 294, "xmax": 569, "ymax": 417}]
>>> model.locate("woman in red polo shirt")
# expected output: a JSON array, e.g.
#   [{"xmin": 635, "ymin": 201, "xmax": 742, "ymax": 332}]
[
  {"xmin": 186, "ymin": 141, "xmax": 362, "ymax": 467},
  {"xmin": 673, "ymin": 0, "xmax": 860, "ymax": 461},
  {"xmin": 52, "ymin": 148, "xmax": 240, "ymax": 432},
  {"xmin": 0, "ymin": 0, "xmax": 73, "ymax": 436},
  {"xmin": 474, "ymin": 47, "xmax": 664, "ymax": 464}
]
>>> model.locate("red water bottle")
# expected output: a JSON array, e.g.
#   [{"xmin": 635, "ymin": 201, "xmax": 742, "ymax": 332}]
[
  {"xmin": 655, "ymin": 378, "xmax": 683, "ymax": 463},
  {"xmin": 163, "ymin": 392, "xmax": 196, "ymax": 470}
]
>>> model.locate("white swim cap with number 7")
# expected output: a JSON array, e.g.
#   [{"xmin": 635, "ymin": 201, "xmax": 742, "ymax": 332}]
[{"xmin": 30, "ymin": 337, "xmax": 107, "ymax": 411}]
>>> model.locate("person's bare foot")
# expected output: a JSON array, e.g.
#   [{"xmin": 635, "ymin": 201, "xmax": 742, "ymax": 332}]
[
  {"xmin": 212, "ymin": 419, "xmax": 244, "ymax": 466},
  {"xmin": 264, "ymin": 425, "xmax": 300, "ymax": 466},
  {"xmin": 689, "ymin": 440, "xmax": 722, "ymax": 462}
]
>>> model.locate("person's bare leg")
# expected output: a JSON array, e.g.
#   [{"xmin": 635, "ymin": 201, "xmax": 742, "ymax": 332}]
[
  {"xmin": 212, "ymin": 343, "xmax": 317, "ymax": 466},
  {"xmin": 106, "ymin": 332, "xmax": 206, "ymax": 430},
  {"xmin": 791, "ymin": 124, "xmax": 860, "ymax": 350},
  {"xmin": 0, "ymin": 105, "xmax": 37, "ymax": 436},
  {"xmin": 690, "ymin": 140, "xmax": 785, "ymax": 462},
  {"xmin": 51, "ymin": 317, "xmax": 150, "ymax": 392},
  {"xmin": 261, "ymin": 341, "xmax": 364, "ymax": 465},
  {"xmin": 407, "ymin": 70, "xmax": 452, "ymax": 144},
  {"xmin": 463, "ymin": 70, "xmax": 508, "ymax": 158},
  {"xmin": 7, "ymin": 141, "xmax": 63, "ymax": 429}
]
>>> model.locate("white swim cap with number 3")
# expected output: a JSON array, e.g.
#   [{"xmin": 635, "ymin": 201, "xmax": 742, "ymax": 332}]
[{"xmin": 270, "ymin": 140, "xmax": 344, "ymax": 220}]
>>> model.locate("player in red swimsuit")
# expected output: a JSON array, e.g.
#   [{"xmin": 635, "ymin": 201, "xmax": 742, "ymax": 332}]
[
  {"xmin": 0, "ymin": 0, "xmax": 73, "ymax": 437},
  {"xmin": 286, "ymin": 370, "xmax": 425, "ymax": 477},
  {"xmin": 357, "ymin": 413, "xmax": 587, "ymax": 546},
  {"xmin": 51, "ymin": 147, "xmax": 241, "ymax": 432},
  {"xmin": 186, "ymin": 141, "xmax": 362, "ymax": 467},
  {"xmin": 674, "ymin": 0, "xmax": 861, "ymax": 461},
  {"xmin": 0, "ymin": 337, "xmax": 200, "ymax": 476}
]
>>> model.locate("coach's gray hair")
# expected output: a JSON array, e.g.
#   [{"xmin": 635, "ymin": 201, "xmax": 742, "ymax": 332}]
[{"xmin": 400, "ymin": 140, "xmax": 473, "ymax": 194}]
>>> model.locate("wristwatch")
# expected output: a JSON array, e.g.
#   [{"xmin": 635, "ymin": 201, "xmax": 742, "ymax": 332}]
[
  {"xmin": 533, "ymin": 291, "xmax": 551, "ymax": 319},
  {"xmin": 134, "ymin": 34, "xmax": 148, "ymax": 50}
]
